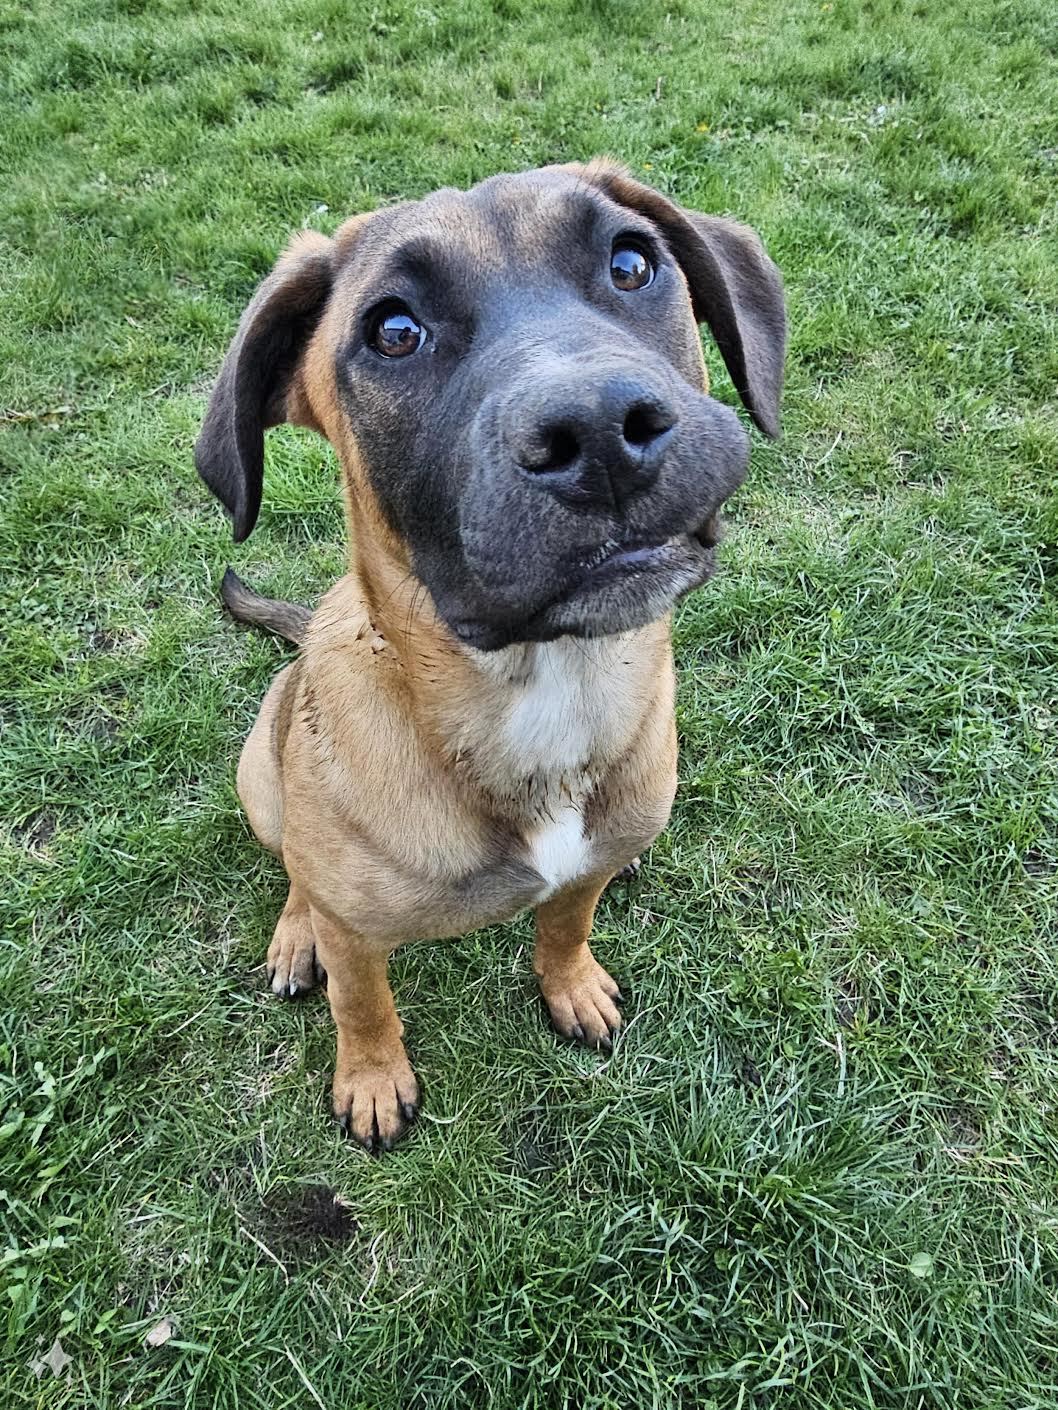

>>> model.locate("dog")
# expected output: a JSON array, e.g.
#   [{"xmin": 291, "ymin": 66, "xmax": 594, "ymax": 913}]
[{"xmin": 195, "ymin": 159, "xmax": 785, "ymax": 1151}]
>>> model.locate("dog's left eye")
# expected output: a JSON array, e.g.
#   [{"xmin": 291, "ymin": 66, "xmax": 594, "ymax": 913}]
[
  {"xmin": 370, "ymin": 306, "xmax": 427, "ymax": 358},
  {"xmin": 610, "ymin": 243, "xmax": 655, "ymax": 291}
]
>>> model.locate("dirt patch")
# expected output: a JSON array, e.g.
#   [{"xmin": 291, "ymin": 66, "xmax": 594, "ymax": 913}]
[
  {"xmin": 83, "ymin": 624, "xmax": 120, "ymax": 652},
  {"xmin": 12, "ymin": 809, "xmax": 58, "ymax": 853},
  {"xmin": 255, "ymin": 1183, "xmax": 359, "ymax": 1254}
]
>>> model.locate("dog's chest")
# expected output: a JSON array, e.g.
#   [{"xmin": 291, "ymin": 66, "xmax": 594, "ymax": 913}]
[
  {"xmin": 524, "ymin": 800, "xmax": 592, "ymax": 900},
  {"xmin": 479, "ymin": 639, "xmax": 640, "ymax": 900}
]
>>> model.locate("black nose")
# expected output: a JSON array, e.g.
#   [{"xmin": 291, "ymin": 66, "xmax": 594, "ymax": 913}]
[{"xmin": 513, "ymin": 376, "xmax": 677, "ymax": 509}]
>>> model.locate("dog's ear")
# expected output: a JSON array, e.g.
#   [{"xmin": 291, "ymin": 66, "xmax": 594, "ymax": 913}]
[
  {"xmin": 572, "ymin": 159, "xmax": 786, "ymax": 438},
  {"xmin": 195, "ymin": 231, "xmax": 335, "ymax": 542}
]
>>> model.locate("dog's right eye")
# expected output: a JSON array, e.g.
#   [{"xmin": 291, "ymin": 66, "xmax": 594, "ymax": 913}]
[
  {"xmin": 610, "ymin": 242, "xmax": 655, "ymax": 292},
  {"xmin": 370, "ymin": 305, "xmax": 427, "ymax": 358}
]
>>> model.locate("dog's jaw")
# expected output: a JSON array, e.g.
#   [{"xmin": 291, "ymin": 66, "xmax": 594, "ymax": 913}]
[{"xmin": 442, "ymin": 530, "xmax": 716, "ymax": 652}]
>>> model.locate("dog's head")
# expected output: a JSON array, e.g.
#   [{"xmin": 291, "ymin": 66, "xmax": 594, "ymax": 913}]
[{"xmin": 196, "ymin": 160, "xmax": 785, "ymax": 650}]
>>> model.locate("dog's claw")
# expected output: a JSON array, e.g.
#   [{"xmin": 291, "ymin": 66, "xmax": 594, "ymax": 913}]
[
  {"xmin": 267, "ymin": 899, "xmax": 322, "ymax": 1000},
  {"xmin": 400, "ymin": 1100, "xmax": 418, "ymax": 1123}
]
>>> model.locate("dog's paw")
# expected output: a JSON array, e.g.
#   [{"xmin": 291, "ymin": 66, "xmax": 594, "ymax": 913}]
[
  {"xmin": 539, "ymin": 950, "xmax": 623, "ymax": 1049},
  {"xmin": 333, "ymin": 1047, "xmax": 419, "ymax": 1154},
  {"xmin": 266, "ymin": 912, "xmax": 325, "ymax": 999}
]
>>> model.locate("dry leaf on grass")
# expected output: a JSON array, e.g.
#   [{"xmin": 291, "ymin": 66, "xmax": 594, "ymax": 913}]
[
  {"xmin": 145, "ymin": 1317, "xmax": 177, "ymax": 1348},
  {"xmin": 31, "ymin": 1337, "xmax": 71, "ymax": 1379}
]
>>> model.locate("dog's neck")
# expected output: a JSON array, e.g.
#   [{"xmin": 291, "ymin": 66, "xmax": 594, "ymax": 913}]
[
  {"xmin": 325, "ymin": 526, "xmax": 673, "ymax": 811},
  {"xmin": 451, "ymin": 634, "xmax": 658, "ymax": 798}
]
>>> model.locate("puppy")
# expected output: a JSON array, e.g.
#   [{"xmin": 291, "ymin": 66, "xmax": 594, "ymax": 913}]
[{"xmin": 195, "ymin": 160, "xmax": 785, "ymax": 1151}]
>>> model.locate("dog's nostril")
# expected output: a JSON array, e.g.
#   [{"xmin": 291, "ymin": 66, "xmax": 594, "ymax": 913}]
[
  {"xmin": 523, "ymin": 423, "xmax": 580, "ymax": 473},
  {"xmin": 546, "ymin": 426, "xmax": 579, "ymax": 469},
  {"xmin": 623, "ymin": 402, "xmax": 673, "ymax": 447}
]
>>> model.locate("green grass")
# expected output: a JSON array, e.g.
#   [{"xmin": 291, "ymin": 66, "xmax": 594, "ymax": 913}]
[{"xmin": 2, "ymin": 0, "xmax": 1057, "ymax": 1404}]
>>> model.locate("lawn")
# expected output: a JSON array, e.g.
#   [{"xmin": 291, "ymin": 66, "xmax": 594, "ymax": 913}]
[{"xmin": 2, "ymin": 0, "xmax": 1057, "ymax": 1405}]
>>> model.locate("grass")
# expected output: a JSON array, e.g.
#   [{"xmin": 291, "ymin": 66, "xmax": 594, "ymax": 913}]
[{"xmin": 2, "ymin": 0, "xmax": 1057, "ymax": 1404}]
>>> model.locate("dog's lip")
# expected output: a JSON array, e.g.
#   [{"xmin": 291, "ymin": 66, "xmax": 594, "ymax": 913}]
[
  {"xmin": 569, "ymin": 538, "xmax": 668, "ymax": 586},
  {"xmin": 450, "ymin": 521, "xmax": 718, "ymax": 649},
  {"xmin": 571, "ymin": 521, "xmax": 716, "ymax": 586}
]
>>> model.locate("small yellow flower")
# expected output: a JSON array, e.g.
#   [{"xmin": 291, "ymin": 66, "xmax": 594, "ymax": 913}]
[
  {"xmin": 696, "ymin": 122, "xmax": 710, "ymax": 133},
  {"xmin": 643, "ymin": 162, "xmax": 654, "ymax": 170}
]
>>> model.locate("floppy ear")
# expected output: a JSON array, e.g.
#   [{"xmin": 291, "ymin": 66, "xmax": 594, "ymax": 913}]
[
  {"xmin": 574, "ymin": 160, "xmax": 787, "ymax": 438},
  {"xmin": 195, "ymin": 231, "xmax": 335, "ymax": 542}
]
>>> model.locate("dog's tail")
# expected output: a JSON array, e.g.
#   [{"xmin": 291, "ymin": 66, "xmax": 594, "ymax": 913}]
[{"xmin": 220, "ymin": 568, "xmax": 312, "ymax": 646}]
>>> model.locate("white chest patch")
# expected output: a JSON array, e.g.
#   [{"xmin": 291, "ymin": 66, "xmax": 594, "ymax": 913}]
[
  {"xmin": 527, "ymin": 801, "xmax": 591, "ymax": 900},
  {"xmin": 495, "ymin": 637, "xmax": 638, "ymax": 777},
  {"xmin": 504, "ymin": 662, "xmax": 598, "ymax": 776},
  {"xmin": 468, "ymin": 636, "xmax": 646, "ymax": 901},
  {"xmin": 494, "ymin": 638, "xmax": 639, "ymax": 899}
]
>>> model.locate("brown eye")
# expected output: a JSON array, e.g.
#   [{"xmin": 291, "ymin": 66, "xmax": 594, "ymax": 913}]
[
  {"xmin": 371, "ymin": 306, "xmax": 426, "ymax": 358},
  {"xmin": 610, "ymin": 243, "xmax": 654, "ymax": 291}
]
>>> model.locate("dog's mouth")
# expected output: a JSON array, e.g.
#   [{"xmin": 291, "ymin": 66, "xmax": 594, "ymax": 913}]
[
  {"xmin": 568, "ymin": 516, "xmax": 720, "ymax": 590},
  {"xmin": 452, "ymin": 516, "xmax": 721, "ymax": 650}
]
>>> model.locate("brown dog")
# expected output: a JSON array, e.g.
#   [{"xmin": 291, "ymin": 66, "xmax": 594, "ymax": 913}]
[{"xmin": 195, "ymin": 160, "xmax": 785, "ymax": 1151}]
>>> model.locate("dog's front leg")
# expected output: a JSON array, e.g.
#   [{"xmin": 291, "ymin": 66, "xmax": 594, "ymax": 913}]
[
  {"xmin": 534, "ymin": 876, "xmax": 623, "ymax": 1049},
  {"xmin": 310, "ymin": 910, "xmax": 419, "ymax": 1152}
]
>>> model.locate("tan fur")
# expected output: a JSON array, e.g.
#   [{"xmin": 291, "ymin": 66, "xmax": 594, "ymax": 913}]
[
  {"xmin": 234, "ymin": 195, "xmax": 690, "ymax": 1151},
  {"xmin": 239, "ymin": 495, "xmax": 678, "ymax": 1148}
]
